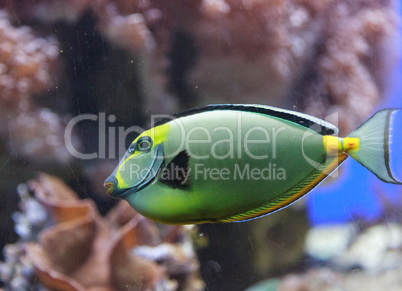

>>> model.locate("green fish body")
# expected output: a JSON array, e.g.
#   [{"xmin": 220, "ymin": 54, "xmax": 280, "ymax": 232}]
[{"xmin": 105, "ymin": 105, "xmax": 401, "ymax": 224}]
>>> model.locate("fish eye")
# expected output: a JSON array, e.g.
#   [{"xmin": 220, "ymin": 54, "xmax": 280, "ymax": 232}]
[{"xmin": 136, "ymin": 136, "xmax": 153, "ymax": 152}]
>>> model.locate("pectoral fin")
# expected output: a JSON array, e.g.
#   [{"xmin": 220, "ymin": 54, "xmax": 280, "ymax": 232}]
[{"xmin": 158, "ymin": 150, "xmax": 191, "ymax": 189}]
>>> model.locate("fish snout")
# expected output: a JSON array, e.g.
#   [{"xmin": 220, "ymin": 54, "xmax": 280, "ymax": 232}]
[{"xmin": 104, "ymin": 176, "xmax": 118, "ymax": 196}]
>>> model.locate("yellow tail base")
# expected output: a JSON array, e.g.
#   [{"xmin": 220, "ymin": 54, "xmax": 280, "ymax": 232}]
[{"xmin": 323, "ymin": 136, "xmax": 359, "ymax": 156}]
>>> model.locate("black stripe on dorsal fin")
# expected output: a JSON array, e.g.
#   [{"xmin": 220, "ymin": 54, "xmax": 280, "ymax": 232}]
[
  {"xmin": 158, "ymin": 150, "xmax": 191, "ymax": 189},
  {"xmin": 152, "ymin": 104, "xmax": 338, "ymax": 135}
]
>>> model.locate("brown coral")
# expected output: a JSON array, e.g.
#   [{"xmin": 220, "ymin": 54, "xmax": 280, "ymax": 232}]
[
  {"xmin": 7, "ymin": 108, "xmax": 74, "ymax": 163},
  {"xmin": 310, "ymin": 1, "xmax": 397, "ymax": 132},
  {"xmin": 189, "ymin": 0, "xmax": 320, "ymax": 106},
  {"xmin": 0, "ymin": 10, "xmax": 58, "ymax": 117},
  {"xmin": 189, "ymin": 0, "xmax": 397, "ymax": 133},
  {"xmin": 0, "ymin": 10, "xmax": 78, "ymax": 163},
  {"xmin": 3, "ymin": 0, "xmax": 396, "ymax": 133},
  {"xmin": 20, "ymin": 174, "xmax": 202, "ymax": 290}
]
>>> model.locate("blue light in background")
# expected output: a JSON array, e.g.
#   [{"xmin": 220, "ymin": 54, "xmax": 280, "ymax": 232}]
[{"xmin": 307, "ymin": 5, "xmax": 402, "ymax": 225}]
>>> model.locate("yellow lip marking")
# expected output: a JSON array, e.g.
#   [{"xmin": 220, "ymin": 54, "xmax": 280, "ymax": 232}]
[{"xmin": 104, "ymin": 182, "xmax": 115, "ymax": 196}]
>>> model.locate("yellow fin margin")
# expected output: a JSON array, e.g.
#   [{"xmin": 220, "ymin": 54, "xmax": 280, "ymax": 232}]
[{"xmin": 216, "ymin": 154, "xmax": 348, "ymax": 223}]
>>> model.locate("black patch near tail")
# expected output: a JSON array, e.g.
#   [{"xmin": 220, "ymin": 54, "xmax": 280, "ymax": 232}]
[{"xmin": 158, "ymin": 150, "xmax": 191, "ymax": 189}]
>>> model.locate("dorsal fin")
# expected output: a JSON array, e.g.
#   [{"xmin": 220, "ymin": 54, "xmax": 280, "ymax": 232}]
[{"xmin": 153, "ymin": 104, "xmax": 338, "ymax": 135}]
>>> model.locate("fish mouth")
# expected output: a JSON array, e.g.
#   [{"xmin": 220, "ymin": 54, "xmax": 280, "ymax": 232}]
[
  {"xmin": 104, "ymin": 144, "xmax": 165, "ymax": 198},
  {"xmin": 104, "ymin": 177, "xmax": 117, "ymax": 196}
]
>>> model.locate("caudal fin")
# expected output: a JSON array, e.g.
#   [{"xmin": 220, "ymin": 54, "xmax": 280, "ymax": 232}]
[{"xmin": 346, "ymin": 109, "xmax": 401, "ymax": 184}]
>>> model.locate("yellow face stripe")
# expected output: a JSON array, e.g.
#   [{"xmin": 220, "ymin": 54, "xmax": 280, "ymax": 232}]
[
  {"xmin": 217, "ymin": 154, "xmax": 348, "ymax": 223},
  {"xmin": 115, "ymin": 123, "xmax": 171, "ymax": 189},
  {"xmin": 139, "ymin": 123, "xmax": 171, "ymax": 148}
]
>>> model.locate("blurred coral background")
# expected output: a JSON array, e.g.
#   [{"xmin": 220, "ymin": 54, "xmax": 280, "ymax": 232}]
[{"xmin": 0, "ymin": 0, "xmax": 401, "ymax": 290}]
